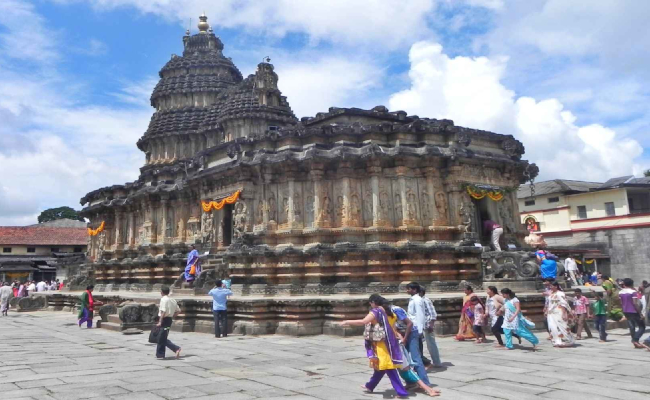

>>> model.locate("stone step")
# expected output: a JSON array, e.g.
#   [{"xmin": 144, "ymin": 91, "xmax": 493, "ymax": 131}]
[
  {"xmin": 172, "ymin": 288, "xmax": 195, "ymax": 295},
  {"xmin": 98, "ymin": 321, "xmax": 122, "ymax": 332},
  {"xmin": 108, "ymin": 314, "xmax": 121, "ymax": 324}
]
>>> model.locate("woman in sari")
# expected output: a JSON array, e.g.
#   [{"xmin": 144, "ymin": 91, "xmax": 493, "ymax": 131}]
[
  {"xmin": 602, "ymin": 275, "xmax": 623, "ymax": 321},
  {"xmin": 341, "ymin": 294, "xmax": 409, "ymax": 398},
  {"xmin": 17, "ymin": 282, "xmax": 25, "ymax": 298},
  {"xmin": 500, "ymin": 288, "xmax": 539, "ymax": 350},
  {"xmin": 455, "ymin": 285, "xmax": 476, "ymax": 341},
  {"xmin": 546, "ymin": 282, "xmax": 575, "ymax": 347},
  {"xmin": 78, "ymin": 285, "xmax": 101, "ymax": 328},
  {"xmin": 184, "ymin": 245, "xmax": 202, "ymax": 284}
]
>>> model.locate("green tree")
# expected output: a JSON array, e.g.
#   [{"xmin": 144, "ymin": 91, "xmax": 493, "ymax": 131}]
[
  {"xmin": 644, "ymin": 169, "xmax": 650, "ymax": 177},
  {"xmin": 37, "ymin": 206, "xmax": 85, "ymax": 223}
]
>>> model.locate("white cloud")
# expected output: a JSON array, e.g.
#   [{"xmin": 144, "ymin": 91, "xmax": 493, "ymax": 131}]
[
  {"xmin": 276, "ymin": 56, "xmax": 384, "ymax": 118},
  {"xmin": 389, "ymin": 41, "xmax": 645, "ymax": 182},
  {"xmin": 0, "ymin": 2, "xmax": 149, "ymax": 225},
  {"xmin": 77, "ymin": 0, "xmax": 437, "ymax": 49}
]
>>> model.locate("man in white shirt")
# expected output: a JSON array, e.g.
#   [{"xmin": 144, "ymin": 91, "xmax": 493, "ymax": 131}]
[
  {"xmin": 564, "ymin": 257, "xmax": 579, "ymax": 286},
  {"xmin": 156, "ymin": 286, "xmax": 181, "ymax": 359},
  {"xmin": 420, "ymin": 287, "xmax": 443, "ymax": 368},
  {"xmin": 27, "ymin": 281, "xmax": 36, "ymax": 294},
  {"xmin": 405, "ymin": 282, "xmax": 431, "ymax": 386},
  {"xmin": 36, "ymin": 280, "xmax": 47, "ymax": 292}
]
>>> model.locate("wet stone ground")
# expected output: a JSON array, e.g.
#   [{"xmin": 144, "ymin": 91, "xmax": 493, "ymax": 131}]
[{"xmin": 1, "ymin": 312, "xmax": 649, "ymax": 400}]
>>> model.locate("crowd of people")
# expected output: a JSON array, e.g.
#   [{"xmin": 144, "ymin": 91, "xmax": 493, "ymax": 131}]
[{"xmin": 0, "ymin": 279, "xmax": 63, "ymax": 316}]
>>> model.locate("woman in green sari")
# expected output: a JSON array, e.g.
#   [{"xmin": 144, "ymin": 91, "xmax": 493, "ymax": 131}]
[
  {"xmin": 602, "ymin": 276, "xmax": 623, "ymax": 321},
  {"xmin": 78, "ymin": 285, "xmax": 100, "ymax": 328}
]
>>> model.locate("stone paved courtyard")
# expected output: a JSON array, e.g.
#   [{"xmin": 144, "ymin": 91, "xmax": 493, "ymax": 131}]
[{"xmin": 1, "ymin": 312, "xmax": 649, "ymax": 400}]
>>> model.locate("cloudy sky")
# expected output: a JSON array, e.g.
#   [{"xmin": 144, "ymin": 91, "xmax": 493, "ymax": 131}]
[{"xmin": 1, "ymin": 0, "xmax": 648, "ymax": 225}]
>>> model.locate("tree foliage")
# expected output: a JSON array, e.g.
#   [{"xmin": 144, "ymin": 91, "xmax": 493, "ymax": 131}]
[
  {"xmin": 644, "ymin": 169, "xmax": 650, "ymax": 177},
  {"xmin": 37, "ymin": 206, "xmax": 85, "ymax": 223}
]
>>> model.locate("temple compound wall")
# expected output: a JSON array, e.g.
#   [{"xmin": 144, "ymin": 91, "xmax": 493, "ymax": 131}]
[{"xmin": 78, "ymin": 15, "xmax": 538, "ymax": 297}]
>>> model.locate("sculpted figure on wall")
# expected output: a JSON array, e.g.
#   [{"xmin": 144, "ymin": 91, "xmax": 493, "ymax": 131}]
[
  {"xmin": 268, "ymin": 194, "xmax": 277, "ymax": 223},
  {"xmin": 336, "ymin": 195, "xmax": 345, "ymax": 224},
  {"xmin": 394, "ymin": 194, "xmax": 403, "ymax": 223},
  {"xmin": 406, "ymin": 191, "xmax": 417, "ymax": 221},
  {"xmin": 318, "ymin": 196, "xmax": 333, "ymax": 225},
  {"xmin": 459, "ymin": 201, "xmax": 474, "ymax": 233},
  {"xmin": 379, "ymin": 191, "xmax": 389, "ymax": 222},
  {"xmin": 435, "ymin": 191, "xmax": 448, "ymax": 223},
  {"xmin": 363, "ymin": 184, "xmax": 373, "ymax": 225},
  {"xmin": 98, "ymin": 231, "xmax": 106, "ymax": 260},
  {"xmin": 257, "ymin": 199, "xmax": 264, "ymax": 225},
  {"xmin": 282, "ymin": 196, "xmax": 290, "ymax": 224},
  {"xmin": 498, "ymin": 198, "xmax": 517, "ymax": 234},
  {"xmin": 201, "ymin": 211, "xmax": 214, "ymax": 243},
  {"xmin": 350, "ymin": 194, "xmax": 361, "ymax": 226},
  {"xmin": 421, "ymin": 190, "xmax": 431, "ymax": 224},
  {"xmin": 293, "ymin": 192, "xmax": 302, "ymax": 224},
  {"xmin": 233, "ymin": 201, "xmax": 247, "ymax": 238}
]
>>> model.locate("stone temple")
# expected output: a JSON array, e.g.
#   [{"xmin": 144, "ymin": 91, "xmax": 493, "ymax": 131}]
[{"xmin": 76, "ymin": 15, "xmax": 541, "ymax": 335}]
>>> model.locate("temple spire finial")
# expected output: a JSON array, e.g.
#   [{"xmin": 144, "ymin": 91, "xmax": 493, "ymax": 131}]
[{"xmin": 198, "ymin": 12, "xmax": 209, "ymax": 33}]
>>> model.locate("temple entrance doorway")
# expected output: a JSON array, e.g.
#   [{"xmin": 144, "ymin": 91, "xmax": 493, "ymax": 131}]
[
  {"xmin": 472, "ymin": 198, "xmax": 499, "ymax": 247},
  {"xmin": 223, "ymin": 204, "xmax": 233, "ymax": 247}
]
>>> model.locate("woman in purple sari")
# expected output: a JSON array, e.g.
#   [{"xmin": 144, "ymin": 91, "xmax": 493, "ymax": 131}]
[
  {"xmin": 341, "ymin": 294, "xmax": 408, "ymax": 398},
  {"xmin": 184, "ymin": 245, "xmax": 201, "ymax": 283}
]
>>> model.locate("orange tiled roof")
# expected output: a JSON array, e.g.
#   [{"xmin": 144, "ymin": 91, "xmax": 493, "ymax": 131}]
[{"xmin": 0, "ymin": 226, "xmax": 87, "ymax": 246}]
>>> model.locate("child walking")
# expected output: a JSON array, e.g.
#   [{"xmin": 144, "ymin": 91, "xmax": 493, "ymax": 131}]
[
  {"xmin": 592, "ymin": 292, "xmax": 608, "ymax": 342},
  {"xmin": 471, "ymin": 296, "xmax": 487, "ymax": 343}
]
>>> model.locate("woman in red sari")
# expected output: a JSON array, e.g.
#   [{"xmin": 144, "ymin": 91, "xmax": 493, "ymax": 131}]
[{"xmin": 455, "ymin": 286, "xmax": 477, "ymax": 341}]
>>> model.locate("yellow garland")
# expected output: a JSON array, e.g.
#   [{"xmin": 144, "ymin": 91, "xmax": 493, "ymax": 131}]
[
  {"xmin": 466, "ymin": 186, "xmax": 504, "ymax": 201},
  {"xmin": 202, "ymin": 190, "xmax": 241, "ymax": 212},
  {"xmin": 87, "ymin": 221, "xmax": 105, "ymax": 236}
]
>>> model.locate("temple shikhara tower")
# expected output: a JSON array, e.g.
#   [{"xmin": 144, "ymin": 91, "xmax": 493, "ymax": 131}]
[{"xmin": 80, "ymin": 15, "xmax": 538, "ymax": 309}]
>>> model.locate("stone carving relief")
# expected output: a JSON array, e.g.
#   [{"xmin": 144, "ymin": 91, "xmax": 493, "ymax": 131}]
[
  {"xmin": 498, "ymin": 197, "xmax": 517, "ymax": 234},
  {"xmin": 406, "ymin": 190, "xmax": 417, "ymax": 221},
  {"xmin": 349, "ymin": 194, "xmax": 361, "ymax": 226},
  {"xmin": 217, "ymin": 219, "xmax": 224, "ymax": 245},
  {"xmin": 293, "ymin": 191, "xmax": 302, "ymax": 225},
  {"xmin": 268, "ymin": 194, "xmax": 277, "ymax": 223},
  {"xmin": 363, "ymin": 182, "xmax": 373, "ymax": 226},
  {"xmin": 459, "ymin": 201, "xmax": 475, "ymax": 233},
  {"xmin": 435, "ymin": 191, "xmax": 448, "ymax": 224},
  {"xmin": 335, "ymin": 195, "xmax": 345, "ymax": 225},
  {"xmin": 282, "ymin": 196, "xmax": 290, "ymax": 225},
  {"xmin": 304, "ymin": 182, "xmax": 314, "ymax": 227},
  {"xmin": 379, "ymin": 190, "xmax": 389, "ymax": 223},
  {"xmin": 201, "ymin": 211, "xmax": 214, "ymax": 243},
  {"xmin": 233, "ymin": 201, "xmax": 247, "ymax": 238},
  {"xmin": 318, "ymin": 196, "xmax": 333, "ymax": 226},
  {"xmin": 256, "ymin": 199, "xmax": 264, "ymax": 225},
  {"xmin": 97, "ymin": 232, "xmax": 106, "ymax": 260},
  {"xmin": 421, "ymin": 190, "xmax": 431, "ymax": 225},
  {"xmin": 394, "ymin": 194, "xmax": 403, "ymax": 223}
]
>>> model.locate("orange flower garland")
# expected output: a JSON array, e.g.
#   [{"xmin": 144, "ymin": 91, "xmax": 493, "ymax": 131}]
[
  {"xmin": 466, "ymin": 186, "xmax": 505, "ymax": 202},
  {"xmin": 201, "ymin": 190, "xmax": 241, "ymax": 212},
  {"xmin": 87, "ymin": 221, "xmax": 105, "ymax": 236}
]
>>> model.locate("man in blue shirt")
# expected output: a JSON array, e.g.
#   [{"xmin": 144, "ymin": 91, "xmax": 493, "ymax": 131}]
[{"xmin": 208, "ymin": 280, "xmax": 233, "ymax": 338}]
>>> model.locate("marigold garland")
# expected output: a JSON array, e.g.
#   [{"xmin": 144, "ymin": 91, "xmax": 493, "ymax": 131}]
[
  {"xmin": 466, "ymin": 186, "xmax": 505, "ymax": 202},
  {"xmin": 87, "ymin": 221, "xmax": 105, "ymax": 236},
  {"xmin": 201, "ymin": 190, "xmax": 241, "ymax": 212}
]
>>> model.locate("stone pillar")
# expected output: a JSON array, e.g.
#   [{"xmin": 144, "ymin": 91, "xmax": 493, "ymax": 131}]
[
  {"xmin": 287, "ymin": 178, "xmax": 297, "ymax": 228},
  {"xmin": 115, "ymin": 210, "xmax": 123, "ymax": 246},
  {"xmin": 425, "ymin": 167, "xmax": 437, "ymax": 226},
  {"xmin": 129, "ymin": 210, "xmax": 136, "ymax": 247},
  {"xmin": 311, "ymin": 167, "xmax": 328, "ymax": 228},
  {"xmin": 161, "ymin": 198, "xmax": 169, "ymax": 243},
  {"xmin": 397, "ymin": 166, "xmax": 409, "ymax": 226},
  {"xmin": 339, "ymin": 162, "xmax": 352, "ymax": 227}
]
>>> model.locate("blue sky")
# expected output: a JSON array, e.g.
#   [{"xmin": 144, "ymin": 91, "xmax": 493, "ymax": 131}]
[{"xmin": 1, "ymin": 0, "xmax": 649, "ymax": 225}]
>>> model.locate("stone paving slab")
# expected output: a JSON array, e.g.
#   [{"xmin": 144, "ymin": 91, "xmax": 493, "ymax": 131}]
[{"xmin": 1, "ymin": 311, "xmax": 650, "ymax": 399}]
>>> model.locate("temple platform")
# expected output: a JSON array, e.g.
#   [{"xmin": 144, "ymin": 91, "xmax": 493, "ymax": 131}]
[{"xmin": 34, "ymin": 289, "xmax": 553, "ymax": 337}]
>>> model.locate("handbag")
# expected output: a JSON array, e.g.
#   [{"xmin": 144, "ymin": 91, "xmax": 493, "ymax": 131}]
[
  {"xmin": 363, "ymin": 322, "xmax": 386, "ymax": 342},
  {"xmin": 189, "ymin": 264, "xmax": 196, "ymax": 276}
]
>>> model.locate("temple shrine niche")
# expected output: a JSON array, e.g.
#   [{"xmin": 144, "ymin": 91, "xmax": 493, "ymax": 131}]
[{"xmin": 80, "ymin": 14, "xmax": 539, "ymax": 297}]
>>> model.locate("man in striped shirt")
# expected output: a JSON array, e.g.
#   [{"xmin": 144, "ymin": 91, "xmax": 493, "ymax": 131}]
[{"xmin": 420, "ymin": 287, "xmax": 443, "ymax": 368}]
